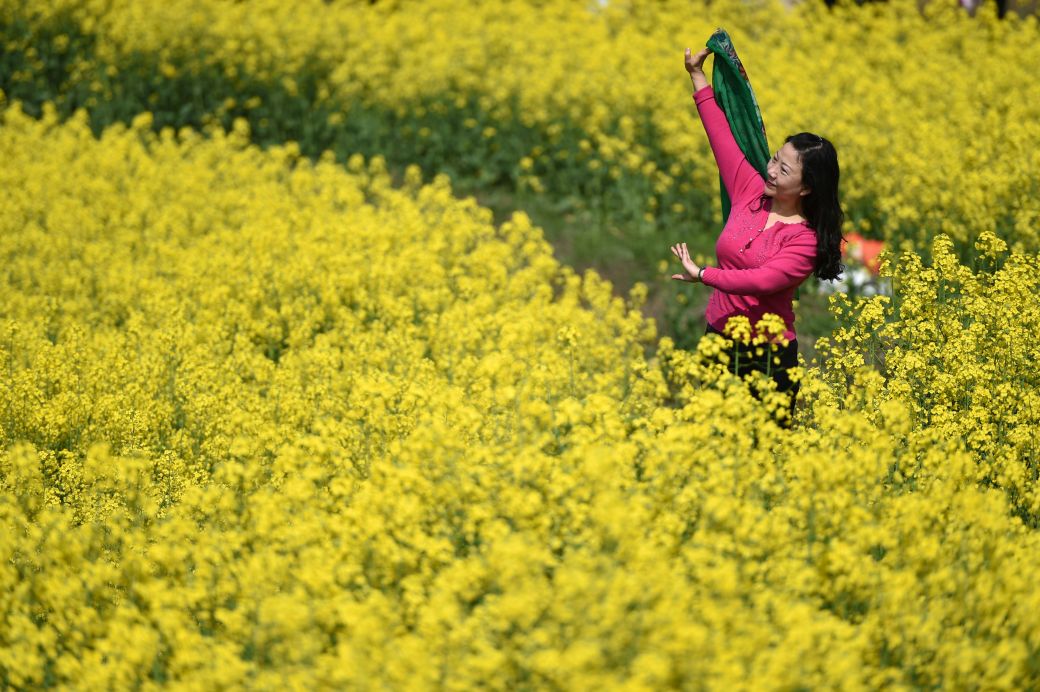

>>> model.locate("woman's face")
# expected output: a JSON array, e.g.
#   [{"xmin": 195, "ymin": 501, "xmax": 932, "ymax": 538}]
[{"xmin": 765, "ymin": 142, "xmax": 809, "ymax": 201}]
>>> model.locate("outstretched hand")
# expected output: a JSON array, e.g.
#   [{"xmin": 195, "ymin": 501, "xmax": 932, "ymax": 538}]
[
  {"xmin": 670, "ymin": 242, "xmax": 702, "ymax": 282},
  {"xmin": 684, "ymin": 46, "xmax": 710, "ymax": 75}
]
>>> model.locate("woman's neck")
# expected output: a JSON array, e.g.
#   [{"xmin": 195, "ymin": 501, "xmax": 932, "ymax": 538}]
[{"xmin": 768, "ymin": 196, "xmax": 804, "ymax": 220}]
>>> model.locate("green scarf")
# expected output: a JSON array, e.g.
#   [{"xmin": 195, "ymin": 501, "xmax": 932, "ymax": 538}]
[{"xmin": 706, "ymin": 29, "xmax": 769, "ymax": 225}]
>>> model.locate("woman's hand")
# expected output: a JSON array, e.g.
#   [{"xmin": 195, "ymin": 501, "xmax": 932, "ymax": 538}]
[
  {"xmin": 684, "ymin": 46, "xmax": 710, "ymax": 76},
  {"xmin": 670, "ymin": 242, "xmax": 702, "ymax": 282},
  {"xmin": 684, "ymin": 46, "xmax": 710, "ymax": 92}
]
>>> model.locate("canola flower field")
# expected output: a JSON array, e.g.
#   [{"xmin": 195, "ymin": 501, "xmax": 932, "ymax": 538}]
[
  {"xmin": 2, "ymin": 0, "xmax": 1040, "ymax": 688},
  {"xmin": 5, "ymin": 0, "xmax": 1040, "ymax": 346}
]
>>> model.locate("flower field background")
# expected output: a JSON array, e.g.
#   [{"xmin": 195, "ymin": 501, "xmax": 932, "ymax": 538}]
[
  {"xmin": 2, "ymin": 0, "xmax": 1040, "ymax": 688},
  {"xmin": 5, "ymin": 0, "xmax": 1040, "ymax": 347}
]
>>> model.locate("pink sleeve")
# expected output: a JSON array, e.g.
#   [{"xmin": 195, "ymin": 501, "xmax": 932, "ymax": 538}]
[
  {"xmin": 693, "ymin": 86, "xmax": 764, "ymax": 204},
  {"xmin": 701, "ymin": 232, "xmax": 817, "ymax": 295}
]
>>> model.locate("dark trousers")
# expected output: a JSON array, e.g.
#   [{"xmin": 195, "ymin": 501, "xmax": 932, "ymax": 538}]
[{"xmin": 705, "ymin": 323, "xmax": 800, "ymax": 425}]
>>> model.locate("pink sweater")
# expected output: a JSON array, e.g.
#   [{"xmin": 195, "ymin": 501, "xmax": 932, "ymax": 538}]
[{"xmin": 693, "ymin": 86, "xmax": 817, "ymax": 343}]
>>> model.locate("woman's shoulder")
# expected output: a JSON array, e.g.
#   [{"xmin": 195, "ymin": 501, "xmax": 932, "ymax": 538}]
[{"xmin": 736, "ymin": 179, "xmax": 767, "ymax": 206}]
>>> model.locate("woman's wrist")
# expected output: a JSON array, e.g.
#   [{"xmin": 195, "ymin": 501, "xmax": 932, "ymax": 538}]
[
  {"xmin": 689, "ymin": 71, "xmax": 709, "ymax": 93},
  {"xmin": 697, "ymin": 267, "xmax": 706, "ymax": 282}
]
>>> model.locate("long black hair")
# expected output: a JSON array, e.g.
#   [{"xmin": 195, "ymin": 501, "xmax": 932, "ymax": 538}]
[{"xmin": 786, "ymin": 132, "xmax": 844, "ymax": 281}]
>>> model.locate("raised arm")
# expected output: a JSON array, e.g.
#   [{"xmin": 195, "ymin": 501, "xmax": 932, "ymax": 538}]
[
  {"xmin": 685, "ymin": 47, "xmax": 764, "ymax": 204},
  {"xmin": 700, "ymin": 231, "xmax": 817, "ymax": 295}
]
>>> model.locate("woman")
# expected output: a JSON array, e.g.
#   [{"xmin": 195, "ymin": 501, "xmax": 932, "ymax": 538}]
[{"xmin": 670, "ymin": 45, "xmax": 844, "ymax": 423}]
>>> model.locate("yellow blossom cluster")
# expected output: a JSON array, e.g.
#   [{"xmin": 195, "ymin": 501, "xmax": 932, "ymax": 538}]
[
  {"xmin": 5, "ymin": 0, "xmax": 1040, "ymax": 254},
  {"xmin": 2, "ymin": 100, "xmax": 1040, "ymax": 687},
  {"xmin": 816, "ymin": 231, "xmax": 1040, "ymax": 523}
]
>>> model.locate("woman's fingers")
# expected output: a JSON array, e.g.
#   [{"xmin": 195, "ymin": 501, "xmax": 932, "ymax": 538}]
[
  {"xmin": 685, "ymin": 46, "xmax": 710, "ymax": 72},
  {"xmin": 670, "ymin": 243, "xmax": 699, "ymax": 282}
]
